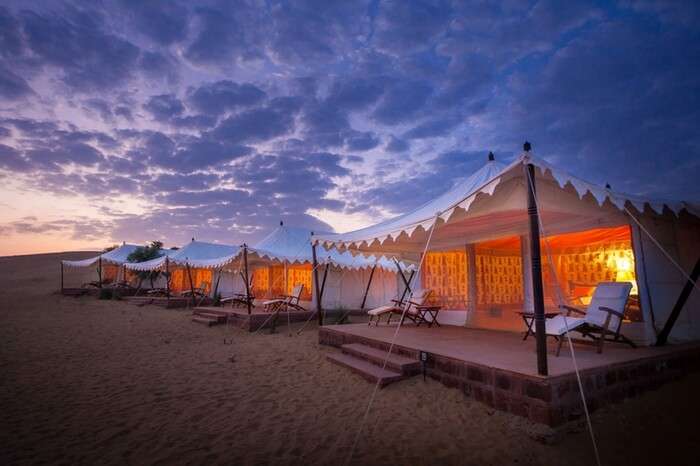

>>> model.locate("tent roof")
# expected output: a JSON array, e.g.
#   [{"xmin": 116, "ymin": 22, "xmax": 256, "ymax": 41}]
[
  {"xmin": 125, "ymin": 240, "xmax": 239, "ymax": 271},
  {"xmin": 313, "ymin": 153, "xmax": 698, "ymax": 254},
  {"xmin": 247, "ymin": 224, "xmax": 413, "ymax": 271},
  {"xmin": 62, "ymin": 243, "xmax": 142, "ymax": 267}
]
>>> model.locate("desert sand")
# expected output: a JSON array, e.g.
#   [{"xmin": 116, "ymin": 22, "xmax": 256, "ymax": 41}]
[{"xmin": 1, "ymin": 252, "xmax": 699, "ymax": 465}]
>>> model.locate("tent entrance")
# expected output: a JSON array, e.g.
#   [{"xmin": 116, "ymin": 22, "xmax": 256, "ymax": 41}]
[
  {"xmin": 420, "ymin": 225, "xmax": 642, "ymax": 331},
  {"xmin": 252, "ymin": 264, "xmax": 313, "ymax": 301}
]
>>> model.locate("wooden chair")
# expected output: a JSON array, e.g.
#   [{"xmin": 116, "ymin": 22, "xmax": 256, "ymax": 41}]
[
  {"xmin": 263, "ymin": 284, "xmax": 306, "ymax": 313},
  {"xmin": 180, "ymin": 281, "xmax": 209, "ymax": 298},
  {"xmin": 539, "ymin": 282, "xmax": 635, "ymax": 355},
  {"xmin": 367, "ymin": 290, "xmax": 433, "ymax": 326},
  {"xmin": 220, "ymin": 274, "xmax": 255, "ymax": 308}
]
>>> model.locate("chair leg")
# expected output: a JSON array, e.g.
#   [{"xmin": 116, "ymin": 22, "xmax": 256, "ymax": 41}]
[
  {"xmin": 556, "ymin": 334, "xmax": 565, "ymax": 357},
  {"xmin": 597, "ymin": 332, "xmax": 606, "ymax": 354}
]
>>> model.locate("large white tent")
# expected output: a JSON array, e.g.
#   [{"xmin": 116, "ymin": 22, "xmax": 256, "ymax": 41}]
[{"xmin": 313, "ymin": 151, "xmax": 700, "ymax": 344}]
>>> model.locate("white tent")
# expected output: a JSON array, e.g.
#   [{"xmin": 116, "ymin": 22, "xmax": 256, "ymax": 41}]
[
  {"xmin": 313, "ymin": 151, "xmax": 700, "ymax": 344},
  {"xmin": 124, "ymin": 240, "xmax": 240, "ymax": 296},
  {"xmin": 62, "ymin": 243, "xmax": 143, "ymax": 268}
]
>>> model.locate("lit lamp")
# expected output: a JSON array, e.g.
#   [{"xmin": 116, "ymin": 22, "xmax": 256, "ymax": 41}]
[{"xmin": 615, "ymin": 255, "xmax": 638, "ymax": 295}]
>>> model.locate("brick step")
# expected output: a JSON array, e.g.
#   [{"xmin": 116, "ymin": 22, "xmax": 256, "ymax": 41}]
[
  {"xmin": 341, "ymin": 343, "xmax": 420, "ymax": 375},
  {"xmin": 326, "ymin": 353, "xmax": 405, "ymax": 388},
  {"xmin": 192, "ymin": 311, "xmax": 228, "ymax": 323},
  {"xmin": 192, "ymin": 316, "xmax": 221, "ymax": 326}
]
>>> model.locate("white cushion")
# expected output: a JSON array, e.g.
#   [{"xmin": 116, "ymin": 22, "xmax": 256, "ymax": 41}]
[
  {"xmin": 367, "ymin": 305, "xmax": 396, "ymax": 316},
  {"xmin": 544, "ymin": 315, "xmax": 586, "ymax": 335}
]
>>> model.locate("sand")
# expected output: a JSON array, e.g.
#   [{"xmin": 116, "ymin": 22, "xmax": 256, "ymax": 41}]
[{"xmin": 1, "ymin": 252, "xmax": 699, "ymax": 465}]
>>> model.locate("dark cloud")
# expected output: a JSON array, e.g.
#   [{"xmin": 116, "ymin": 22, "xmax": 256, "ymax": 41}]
[
  {"xmin": 385, "ymin": 136, "xmax": 409, "ymax": 153},
  {"xmin": 20, "ymin": 8, "xmax": 141, "ymax": 91},
  {"xmin": 118, "ymin": 0, "xmax": 189, "ymax": 46},
  {"xmin": 143, "ymin": 94, "xmax": 185, "ymax": 121},
  {"xmin": 187, "ymin": 80, "xmax": 266, "ymax": 115},
  {"xmin": 212, "ymin": 97, "xmax": 302, "ymax": 145},
  {"xmin": 372, "ymin": 80, "xmax": 433, "ymax": 125},
  {"xmin": 185, "ymin": 4, "xmax": 264, "ymax": 66},
  {"xmin": 0, "ymin": 64, "xmax": 33, "ymax": 99},
  {"xmin": 403, "ymin": 116, "xmax": 462, "ymax": 140}
]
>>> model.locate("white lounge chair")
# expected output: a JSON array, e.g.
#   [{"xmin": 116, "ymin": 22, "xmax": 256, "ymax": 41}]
[
  {"xmin": 367, "ymin": 289, "xmax": 433, "ymax": 326},
  {"xmin": 263, "ymin": 284, "xmax": 306, "ymax": 313},
  {"xmin": 540, "ymin": 281, "xmax": 635, "ymax": 355}
]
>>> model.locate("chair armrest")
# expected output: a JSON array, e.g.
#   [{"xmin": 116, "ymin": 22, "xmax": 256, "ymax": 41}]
[
  {"xmin": 598, "ymin": 306, "xmax": 625, "ymax": 319},
  {"xmin": 559, "ymin": 304, "xmax": 585, "ymax": 316}
]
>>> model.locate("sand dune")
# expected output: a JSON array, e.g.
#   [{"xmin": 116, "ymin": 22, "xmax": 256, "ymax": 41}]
[{"xmin": 1, "ymin": 252, "xmax": 699, "ymax": 465}]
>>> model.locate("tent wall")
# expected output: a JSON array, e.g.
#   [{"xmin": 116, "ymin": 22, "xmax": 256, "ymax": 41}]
[
  {"xmin": 215, "ymin": 269, "xmax": 247, "ymax": 297},
  {"xmin": 313, "ymin": 266, "xmax": 400, "ymax": 311},
  {"xmin": 633, "ymin": 212, "xmax": 700, "ymax": 343}
]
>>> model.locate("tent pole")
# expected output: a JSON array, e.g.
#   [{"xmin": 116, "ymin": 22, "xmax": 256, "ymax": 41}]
[
  {"xmin": 312, "ymin": 241, "xmax": 323, "ymax": 326},
  {"xmin": 360, "ymin": 264, "xmax": 377, "ymax": 310},
  {"xmin": 320, "ymin": 263, "xmax": 329, "ymax": 303},
  {"xmin": 60, "ymin": 262, "xmax": 64, "ymax": 293},
  {"xmin": 466, "ymin": 244, "xmax": 477, "ymax": 319},
  {"xmin": 165, "ymin": 257, "xmax": 170, "ymax": 304},
  {"xmin": 526, "ymin": 160, "xmax": 548, "ymax": 376},
  {"xmin": 656, "ymin": 257, "xmax": 700, "ymax": 346},
  {"xmin": 213, "ymin": 268, "xmax": 222, "ymax": 300},
  {"xmin": 186, "ymin": 262, "xmax": 196, "ymax": 308},
  {"xmin": 243, "ymin": 244, "xmax": 252, "ymax": 315},
  {"xmin": 98, "ymin": 256, "xmax": 103, "ymax": 289},
  {"xmin": 394, "ymin": 259, "xmax": 413, "ymax": 303}
]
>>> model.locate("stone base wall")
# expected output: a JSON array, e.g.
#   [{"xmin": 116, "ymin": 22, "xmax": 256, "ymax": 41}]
[{"xmin": 319, "ymin": 327, "xmax": 700, "ymax": 426}]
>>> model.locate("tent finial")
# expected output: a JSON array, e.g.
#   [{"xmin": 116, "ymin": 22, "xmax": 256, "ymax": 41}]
[
  {"xmin": 280, "ymin": 220, "xmax": 283, "ymax": 226},
  {"xmin": 605, "ymin": 183, "xmax": 611, "ymax": 189},
  {"xmin": 523, "ymin": 141, "xmax": 532, "ymax": 152},
  {"xmin": 191, "ymin": 237, "xmax": 195, "ymax": 242},
  {"xmin": 488, "ymin": 151, "xmax": 495, "ymax": 161}
]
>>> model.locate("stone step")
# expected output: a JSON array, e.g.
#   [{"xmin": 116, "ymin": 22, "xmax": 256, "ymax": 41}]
[
  {"xmin": 192, "ymin": 316, "xmax": 220, "ymax": 327},
  {"xmin": 326, "ymin": 353, "xmax": 405, "ymax": 388},
  {"xmin": 192, "ymin": 311, "xmax": 228, "ymax": 323},
  {"xmin": 341, "ymin": 343, "xmax": 421, "ymax": 375}
]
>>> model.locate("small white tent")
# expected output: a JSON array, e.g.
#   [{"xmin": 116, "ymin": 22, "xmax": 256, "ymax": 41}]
[
  {"xmin": 313, "ymin": 150, "xmax": 700, "ymax": 345},
  {"xmin": 61, "ymin": 243, "xmax": 144, "ymax": 287},
  {"xmin": 124, "ymin": 240, "xmax": 239, "ymax": 295}
]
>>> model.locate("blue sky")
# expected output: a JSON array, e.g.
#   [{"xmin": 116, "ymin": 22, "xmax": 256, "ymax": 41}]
[{"xmin": 0, "ymin": 0, "xmax": 698, "ymax": 254}]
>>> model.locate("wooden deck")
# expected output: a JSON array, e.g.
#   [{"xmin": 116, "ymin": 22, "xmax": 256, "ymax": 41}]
[{"xmin": 320, "ymin": 324, "xmax": 700, "ymax": 425}]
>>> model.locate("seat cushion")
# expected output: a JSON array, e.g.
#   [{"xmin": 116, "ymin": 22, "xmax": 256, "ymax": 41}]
[
  {"xmin": 543, "ymin": 315, "xmax": 586, "ymax": 336},
  {"xmin": 367, "ymin": 305, "xmax": 396, "ymax": 316}
]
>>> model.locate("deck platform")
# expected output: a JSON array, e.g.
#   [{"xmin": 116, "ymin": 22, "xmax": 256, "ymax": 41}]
[
  {"xmin": 319, "ymin": 324, "xmax": 700, "ymax": 426},
  {"xmin": 194, "ymin": 306, "xmax": 315, "ymax": 332}
]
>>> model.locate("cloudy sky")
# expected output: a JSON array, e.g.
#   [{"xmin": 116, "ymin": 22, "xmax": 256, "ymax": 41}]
[{"xmin": 0, "ymin": 0, "xmax": 698, "ymax": 255}]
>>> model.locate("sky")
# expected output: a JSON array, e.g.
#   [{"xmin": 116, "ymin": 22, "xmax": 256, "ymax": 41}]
[{"xmin": 0, "ymin": 0, "xmax": 698, "ymax": 256}]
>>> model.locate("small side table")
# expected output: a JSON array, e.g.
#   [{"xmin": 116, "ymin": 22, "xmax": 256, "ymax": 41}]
[{"xmin": 517, "ymin": 311, "xmax": 559, "ymax": 340}]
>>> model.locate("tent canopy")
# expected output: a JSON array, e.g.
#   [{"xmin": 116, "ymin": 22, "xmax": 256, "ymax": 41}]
[
  {"xmin": 313, "ymin": 153, "xmax": 698, "ymax": 256},
  {"xmin": 125, "ymin": 240, "xmax": 239, "ymax": 271},
  {"xmin": 62, "ymin": 243, "xmax": 143, "ymax": 268},
  {"xmin": 246, "ymin": 223, "xmax": 413, "ymax": 272}
]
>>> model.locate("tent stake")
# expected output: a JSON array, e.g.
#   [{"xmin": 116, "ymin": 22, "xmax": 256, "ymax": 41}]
[
  {"xmin": 360, "ymin": 264, "xmax": 377, "ymax": 310},
  {"xmin": 312, "ymin": 241, "xmax": 323, "ymax": 326},
  {"xmin": 526, "ymin": 159, "xmax": 549, "ymax": 376},
  {"xmin": 243, "ymin": 244, "xmax": 252, "ymax": 315},
  {"xmin": 656, "ymin": 257, "xmax": 700, "ymax": 346}
]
